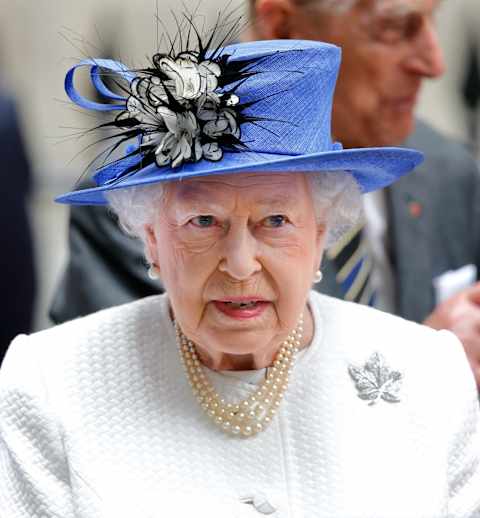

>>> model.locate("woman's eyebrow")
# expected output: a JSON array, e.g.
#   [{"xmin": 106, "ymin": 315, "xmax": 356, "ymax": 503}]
[
  {"xmin": 177, "ymin": 196, "xmax": 294, "ymax": 211},
  {"xmin": 174, "ymin": 198, "xmax": 226, "ymax": 212}
]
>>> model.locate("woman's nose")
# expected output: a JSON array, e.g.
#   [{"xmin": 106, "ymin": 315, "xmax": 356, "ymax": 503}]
[{"xmin": 218, "ymin": 223, "xmax": 262, "ymax": 280}]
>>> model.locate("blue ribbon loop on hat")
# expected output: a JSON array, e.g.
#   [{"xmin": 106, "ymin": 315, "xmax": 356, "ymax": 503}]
[
  {"xmin": 65, "ymin": 59, "xmax": 143, "ymax": 186},
  {"xmin": 64, "ymin": 58, "xmax": 135, "ymax": 111}
]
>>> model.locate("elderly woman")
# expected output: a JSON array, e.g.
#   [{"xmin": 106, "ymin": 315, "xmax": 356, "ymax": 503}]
[{"xmin": 1, "ymin": 34, "xmax": 479, "ymax": 517}]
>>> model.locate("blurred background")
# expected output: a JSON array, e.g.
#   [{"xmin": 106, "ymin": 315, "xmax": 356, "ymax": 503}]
[{"xmin": 0, "ymin": 0, "xmax": 479, "ymax": 333}]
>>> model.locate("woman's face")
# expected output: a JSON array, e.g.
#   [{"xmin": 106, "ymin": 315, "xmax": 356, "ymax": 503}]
[{"xmin": 145, "ymin": 172, "xmax": 327, "ymax": 366}]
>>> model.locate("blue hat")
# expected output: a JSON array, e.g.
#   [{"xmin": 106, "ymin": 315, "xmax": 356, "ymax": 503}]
[{"xmin": 56, "ymin": 39, "xmax": 423, "ymax": 205}]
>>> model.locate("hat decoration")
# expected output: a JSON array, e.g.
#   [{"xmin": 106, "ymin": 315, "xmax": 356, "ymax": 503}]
[
  {"xmin": 64, "ymin": 13, "xmax": 285, "ymax": 187},
  {"xmin": 124, "ymin": 52, "xmax": 240, "ymax": 167},
  {"xmin": 113, "ymin": 50, "xmax": 245, "ymax": 168}
]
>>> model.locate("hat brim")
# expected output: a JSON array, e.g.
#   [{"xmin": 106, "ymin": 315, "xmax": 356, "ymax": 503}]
[{"xmin": 56, "ymin": 147, "xmax": 423, "ymax": 205}]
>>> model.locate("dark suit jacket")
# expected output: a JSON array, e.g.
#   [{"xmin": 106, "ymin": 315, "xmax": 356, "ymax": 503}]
[
  {"xmin": 0, "ymin": 94, "xmax": 36, "ymax": 361},
  {"xmin": 50, "ymin": 121, "xmax": 480, "ymax": 325}
]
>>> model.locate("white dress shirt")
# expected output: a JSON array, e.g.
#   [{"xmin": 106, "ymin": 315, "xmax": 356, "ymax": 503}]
[{"xmin": 363, "ymin": 191, "xmax": 396, "ymax": 313}]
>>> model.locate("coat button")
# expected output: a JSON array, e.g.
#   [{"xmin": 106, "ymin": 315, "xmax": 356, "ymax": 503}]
[{"xmin": 240, "ymin": 493, "xmax": 277, "ymax": 515}]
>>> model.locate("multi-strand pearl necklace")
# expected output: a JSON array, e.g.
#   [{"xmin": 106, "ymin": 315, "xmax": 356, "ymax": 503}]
[{"xmin": 175, "ymin": 315, "xmax": 303, "ymax": 437}]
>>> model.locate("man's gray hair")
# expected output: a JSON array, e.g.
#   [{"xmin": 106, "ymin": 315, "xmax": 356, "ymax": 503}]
[
  {"xmin": 297, "ymin": 0, "xmax": 357, "ymax": 11},
  {"xmin": 106, "ymin": 171, "xmax": 363, "ymax": 263},
  {"xmin": 250, "ymin": 0, "xmax": 358, "ymax": 13},
  {"xmin": 330, "ymin": 0, "xmax": 358, "ymax": 10}
]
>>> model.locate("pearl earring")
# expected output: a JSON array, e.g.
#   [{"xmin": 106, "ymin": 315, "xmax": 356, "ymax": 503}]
[
  {"xmin": 148, "ymin": 264, "xmax": 160, "ymax": 280},
  {"xmin": 313, "ymin": 270, "xmax": 323, "ymax": 284}
]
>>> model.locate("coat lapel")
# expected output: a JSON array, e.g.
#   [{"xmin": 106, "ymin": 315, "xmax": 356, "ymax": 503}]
[{"xmin": 388, "ymin": 160, "xmax": 435, "ymax": 322}]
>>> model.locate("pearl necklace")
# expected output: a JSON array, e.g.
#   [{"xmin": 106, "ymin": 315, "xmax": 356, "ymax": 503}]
[{"xmin": 175, "ymin": 315, "xmax": 303, "ymax": 437}]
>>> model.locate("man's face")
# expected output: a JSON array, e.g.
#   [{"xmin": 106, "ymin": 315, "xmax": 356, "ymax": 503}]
[{"xmin": 258, "ymin": 0, "xmax": 445, "ymax": 147}]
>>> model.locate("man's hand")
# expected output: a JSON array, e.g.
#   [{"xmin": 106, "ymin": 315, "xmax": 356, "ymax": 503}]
[{"xmin": 424, "ymin": 282, "xmax": 480, "ymax": 388}]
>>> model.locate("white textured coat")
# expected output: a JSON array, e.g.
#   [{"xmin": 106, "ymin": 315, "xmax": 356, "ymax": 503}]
[{"xmin": 1, "ymin": 292, "xmax": 479, "ymax": 517}]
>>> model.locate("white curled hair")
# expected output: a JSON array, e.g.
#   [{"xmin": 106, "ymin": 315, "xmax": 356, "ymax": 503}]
[
  {"xmin": 306, "ymin": 171, "xmax": 363, "ymax": 246},
  {"xmin": 106, "ymin": 171, "xmax": 363, "ymax": 260}
]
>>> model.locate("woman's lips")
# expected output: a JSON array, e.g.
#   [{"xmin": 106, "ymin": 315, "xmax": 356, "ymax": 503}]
[{"xmin": 212, "ymin": 299, "xmax": 270, "ymax": 320}]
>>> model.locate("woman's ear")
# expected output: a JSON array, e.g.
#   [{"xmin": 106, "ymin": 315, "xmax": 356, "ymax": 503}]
[{"xmin": 144, "ymin": 224, "xmax": 160, "ymax": 271}]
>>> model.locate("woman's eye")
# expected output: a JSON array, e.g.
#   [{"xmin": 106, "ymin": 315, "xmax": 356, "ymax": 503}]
[
  {"xmin": 190, "ymin": 215, "xmax": 216, "ymax": 228},
  {"xmin": 264, "ymin": 215, "xmax": 288, "ymax": 228}
]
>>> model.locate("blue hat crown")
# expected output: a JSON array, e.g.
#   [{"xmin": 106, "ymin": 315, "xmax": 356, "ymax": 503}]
[{"xmin": 221, "ymin": 41, "xmax": 341, "ymax": 156}]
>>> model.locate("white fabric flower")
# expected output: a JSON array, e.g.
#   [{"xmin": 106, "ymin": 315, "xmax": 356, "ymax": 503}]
[
  {"xmin": 159, "ymin": 55, "xmax": 221, "ymax": 100},
  {"xmin": 202, "ymin": 142, "xmax": 222, "ymax": 161},
  {"xmin": 119, "ymin": 51, "xmax": 241, "ymax": 168},
  {"xmin": 203, "ymin": 108, "xmax": 240, "ymax": 139},
  {"xmin": 154, "ymin": 108, "xmax": 200, "ymax": 167},
  {"xmin": 123, "ymin": 96, "xmax": 162, "ymax": 126},
  {"xmin": 131, "ymin": 76, "xmax": 173, "ymax": 107}
]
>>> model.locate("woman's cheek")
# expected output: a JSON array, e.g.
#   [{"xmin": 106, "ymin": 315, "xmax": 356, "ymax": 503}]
[
  {"xmin": 259, "ymin": 223, "xmax": 315, "ymax": 254},
  {"xmin": 262, "ymin": 238, "xmax": 309, "ymax": 263},
  {"xmin": 176, "ymin": 227, "xmax": 222, "ymax": 255},
  {"xmin": 166, "ymin": 240, "xmax": 216, "ymax": 302}
]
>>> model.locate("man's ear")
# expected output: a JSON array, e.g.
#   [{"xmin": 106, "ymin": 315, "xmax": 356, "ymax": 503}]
[
  {"xmin": 144, "ymin": 224, "xmax": 159, "ymax": 269},
  {"xmin": 254, "ymin": 0, "xmax": 296, "ymax": 39}
]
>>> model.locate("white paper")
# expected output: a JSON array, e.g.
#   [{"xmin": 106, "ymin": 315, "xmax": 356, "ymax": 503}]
[{"xmin": 433, "ymin": 264, "xmax": 477, "ymax": 303}]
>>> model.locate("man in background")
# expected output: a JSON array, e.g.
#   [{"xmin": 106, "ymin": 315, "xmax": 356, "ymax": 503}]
[{"xmin": 50, "ymin": 0, "xmax": 480, "ymax": 384}]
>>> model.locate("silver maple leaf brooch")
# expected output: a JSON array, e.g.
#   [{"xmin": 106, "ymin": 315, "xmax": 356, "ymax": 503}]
[{"xmin": 348, "ymin": 352, "xmax": 403, "ymax": 405}]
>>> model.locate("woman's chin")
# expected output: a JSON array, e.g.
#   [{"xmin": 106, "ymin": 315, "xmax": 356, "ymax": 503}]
[{"xmin": 202, "ymin": 327, "xmax": 278, "ymax": 357}]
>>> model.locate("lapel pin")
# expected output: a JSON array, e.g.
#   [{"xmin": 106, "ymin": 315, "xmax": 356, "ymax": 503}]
[
  {"xmin": 348, "ymin": 352, "xmax": 403, "ymax": 405},
  {"xmin": 408, "ymin": 200, "xmax": 423, "ymax": 218}
]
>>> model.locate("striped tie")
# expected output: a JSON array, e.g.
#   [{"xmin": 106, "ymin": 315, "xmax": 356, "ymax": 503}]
[{"xmin": 326, "ymin": 223, "xmax": 377, "ymax": 306}]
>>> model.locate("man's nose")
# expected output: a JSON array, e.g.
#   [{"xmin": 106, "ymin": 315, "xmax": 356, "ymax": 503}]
[
  {"xmin": 218, "ymin": 223, "xmax": 262, "ymax": 280},
  {"xmin": 406, "ymin": 18, "xmax": 446, "ymax": 79}
]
